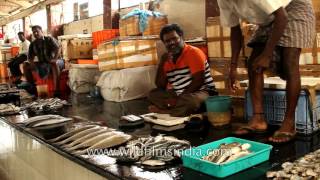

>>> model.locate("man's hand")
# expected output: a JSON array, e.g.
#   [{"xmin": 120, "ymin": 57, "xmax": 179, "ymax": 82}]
[
  {"xmin": 229, "ymin": 65, "xmax": 238, "ymax": 92},
  {"xmin": 252, "ymin": 53, "xmax": 272, "ymax": 73}
]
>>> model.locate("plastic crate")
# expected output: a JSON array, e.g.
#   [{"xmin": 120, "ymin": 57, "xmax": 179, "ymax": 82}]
[
  {"xmin": 181, "ymin": 137, "xmax": 272, "ymax": 178},
  {"xmin": 92, "ymin": 29, "xmax": 119, "ymax": 48},
  {"xmin": 245, "ymin": 89, "xmax": 320, "ymax": 135}
]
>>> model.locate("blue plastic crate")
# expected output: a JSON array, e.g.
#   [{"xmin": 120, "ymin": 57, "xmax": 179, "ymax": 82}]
[
  {"xmin": 245, "ymin": 89, "xmax": 320, "ymax": 135},
  {"xmin": 181, "ymin": 137, "xmax": 272, "ymax": 178}
]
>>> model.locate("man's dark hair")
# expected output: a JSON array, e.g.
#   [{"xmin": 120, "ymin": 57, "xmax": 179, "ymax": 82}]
[
  {"xmin": 31, "ymin": 25, "xmax": 42, "ymax": 31},
  {"xmin": 160, "ymin": 24, "xmax": 184, "ymax": 41},
  {"xmin": 17, "ymin": 32, "xmax": 24, "ymax": 36}
]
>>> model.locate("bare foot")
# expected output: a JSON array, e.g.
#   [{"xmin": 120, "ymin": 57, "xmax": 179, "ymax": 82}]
[
  {"xmin": 269, "ymin": 118, "xmax": 296, "ymax": 143},
  {"xmin": 234, "ymin": 113, "xmax": 268, "ymax": 135}
]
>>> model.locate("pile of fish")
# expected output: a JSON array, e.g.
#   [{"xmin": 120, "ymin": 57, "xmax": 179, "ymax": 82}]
[
  {"xmin": 24, "ymin": 98, "xmax": 68, "ymax": 114},
  {"xmin": 0, "ymin": 103, "xmax": 21, "ymax": 115},
  {"xmin": 109, "ymin": 135, "xmax": 191, "ymax": 166},
  {"xmin": 202, "ymin": 142, "xmax": 252, "ymax": 164},
  {"xmin": 21, "ymin": 115, "xmax": 73, "ymax": 128},
  {"xmin": 49, "ymin": 125, "xmax": 132, "ymax": 155},
  {"xmin": 267, "ymin": 149, "xmax": 320, "ymax": 179}
]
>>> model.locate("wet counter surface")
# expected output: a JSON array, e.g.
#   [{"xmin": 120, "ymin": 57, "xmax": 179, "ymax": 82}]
[{"xmin": 2, "ymin": 93, "xmax": 320, "ymax": 180}]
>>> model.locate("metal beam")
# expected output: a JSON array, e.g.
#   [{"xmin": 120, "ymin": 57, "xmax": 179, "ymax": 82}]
[{"xmin": 0, "ymin": 0, "xmax": 64, "ymax": 26}]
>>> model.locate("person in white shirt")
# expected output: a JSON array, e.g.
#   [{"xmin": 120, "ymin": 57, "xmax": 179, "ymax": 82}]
[
  {"xmin": 218, "ymin": 0, "xmax": 315, "ymax": 143},
  {"xmin": 8, "ymin": 32, "xmax": 30, "ymax": 84}
]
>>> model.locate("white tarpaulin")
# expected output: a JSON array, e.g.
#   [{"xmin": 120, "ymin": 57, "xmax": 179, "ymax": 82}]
[
  {"xmin": 97, "ymin": 66, "xmax": 156, "ymax": 102},
  {"xmin": 68, "ymin": 64, "xmax": 100, "ymax": 93}
]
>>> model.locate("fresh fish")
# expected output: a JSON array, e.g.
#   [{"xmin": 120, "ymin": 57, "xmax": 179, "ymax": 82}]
[
  {"xmin": 30, "ymin": 118, "xmax": 73, "ymax": 127},
  {"xmin": 141, "ymin": 160, "xmax": 166, "ymax": 166},
  {"xmin": 73, "ymin": 133, "xmax": 132, "ymax": 155},
  {"xmin": 63, "ymin": 128, "xmax": 114, "ymax": 149},
  {"xmin": 48, "ymin": 125, "xmax": 97, "ymax": 142},
  {"xmin": 222, "ymin": 150, "xmax": 251, "ymax": 164},
  {"xmin": 55, "ymin": 126, "xmax": 101, "ymax": 145},
  {"xmin": 23, "ymin": 115, "xmax": 63, "ymax": 126},
  {"xmin": 66, "ymin": 131, "xmax": 116, "ymax": 151}
]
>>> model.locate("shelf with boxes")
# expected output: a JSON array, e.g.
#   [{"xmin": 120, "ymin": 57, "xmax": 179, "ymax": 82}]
[{"xmin": 209, "ymin": 57, "xmax": 248, "ymax": 96}]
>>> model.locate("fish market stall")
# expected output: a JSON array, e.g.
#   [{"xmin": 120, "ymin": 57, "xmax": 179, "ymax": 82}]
[{"xmin": 0, "ymin": 94, "xmax": 319, "ymax": 180}]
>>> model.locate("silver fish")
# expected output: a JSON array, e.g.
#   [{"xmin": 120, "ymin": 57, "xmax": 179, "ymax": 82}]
[{"xmin": 48, "ymin": 125, "xmax": 97, "ymax": 142}]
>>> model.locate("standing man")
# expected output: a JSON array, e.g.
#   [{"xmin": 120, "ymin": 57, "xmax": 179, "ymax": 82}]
[
  {"xmin": 148, "ymin": 24, "xmax": 217, "ymax": 117},
  {"xmin": 217, "ymin": 0, "xmax": 315, "ymax": 143},
  {"xmin": 8, "ymin": 32, "xmax": 30, "ymax": 84},
  {"xmin": 23, "ymin": 25, "xmax": 61, "ymax": 96}
]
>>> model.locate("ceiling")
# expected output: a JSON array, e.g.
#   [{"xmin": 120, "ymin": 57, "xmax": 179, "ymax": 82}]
[{"xmin": 0, "ymin": 0, "xmax": 41, "ymax": 18}]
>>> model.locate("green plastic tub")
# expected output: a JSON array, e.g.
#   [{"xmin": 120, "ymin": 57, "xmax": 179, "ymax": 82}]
[
  {"xmin": 205, "ymin": 96, "xmax": 231, "ymax": 112},
  {"xmin": 181, "ymin": 137, "xmax": 273, "ymax": 178}
]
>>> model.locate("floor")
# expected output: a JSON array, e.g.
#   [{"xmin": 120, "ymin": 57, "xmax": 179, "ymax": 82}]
[{"xmin": 1, "ymin": 92, "xmax": 320, "ymax": 179}]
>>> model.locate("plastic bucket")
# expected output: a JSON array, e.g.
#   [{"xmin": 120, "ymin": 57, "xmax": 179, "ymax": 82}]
[{"xmin": 205, "ymin": 96, "xmax": 232, "ymax": 126}]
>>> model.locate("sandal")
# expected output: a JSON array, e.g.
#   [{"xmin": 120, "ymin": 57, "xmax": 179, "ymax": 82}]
[
  {"xmin": 268, "ymin": 131, "xmax": 296, "ymax": 144},
  {"xmin": 233, "ymin": 125, "xmax": 267, "ymax": 135},
  {"xmin": 233, "ymin": 113, "xmax": 267, "ymax": 135}
]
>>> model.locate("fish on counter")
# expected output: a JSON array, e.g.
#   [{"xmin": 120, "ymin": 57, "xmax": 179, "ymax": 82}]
[
  {"xmin": 73, "ymin": 132, "xmax": 132, "ymax": 155},
  {"xmin": 65, "ymin": 131, "xmax": 116, "ymax": 152},
  {"xmin": 62, "ymin": 128, "xmax": 115, "ymax": 149},
  {"xmin": 0, "ymin": 103, "xmax": 20, "ymax": 115},
  {"xmin": 202, "ymin": 142, "xmax": 252, "ymax": 164},
  {"xmin": 266, "ymin": 149, "xmax": 320, "ymax": 179},
  {"xmin": 24, "ymin": 98, "xmax": 69, "ymax": 114},
  {"xmin": 54, "ymin": 126, "xmax": 103, "ymax": 145},
  {"xmin": 21, "ymin": 114, "xmax": 63, "ymax": 126},
  {"xmin": 48, "ymin": 124, "xmax": 98, "ymax": 143},
  {"xmin": 109, "ymin": 135, "xmax": 191, "ymax": 166}
]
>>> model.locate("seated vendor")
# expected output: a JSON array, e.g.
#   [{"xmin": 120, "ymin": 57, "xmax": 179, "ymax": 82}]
[
  {"xmin": 148, "ymin": 24, "xmax": 217, "ymax": 117},
  {"xmin": 8, "ymin": 32, "xmax": 30, "ymax": 84},
  {"xmin": 23, "ymin": 25, "xmax": 61, "ymax": 96}
]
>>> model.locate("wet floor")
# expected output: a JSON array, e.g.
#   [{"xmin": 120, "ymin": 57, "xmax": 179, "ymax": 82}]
[{"xmin": 2, "ymin": 93, "xmax": 320, "ymax": 179}]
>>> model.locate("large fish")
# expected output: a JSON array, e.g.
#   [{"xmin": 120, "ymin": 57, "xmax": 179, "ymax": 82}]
[
  {"xmin": 62, "ymin": 128, "xmax": 114, "ymax": 149},
  {"xmin": 48, "ymin": 125, "xmax": 97, "ymax": 143},
  {"xmin": 30, "ymin": 118, "xmax": 73, "ymax": 127},
  {"xmin": 23, "ymin": 115, "xmax": 63, "ymax": 127},
  {"xmin": 55, "ymin": 126, "xmax": 102, "ymax": 145},
  {"xmin": 73, "ymin": 133, "xmax": 132, "ymax": 155},
  {"xmin": 66, "ymin": 131, "xmax": 116, "ymax": 151}
]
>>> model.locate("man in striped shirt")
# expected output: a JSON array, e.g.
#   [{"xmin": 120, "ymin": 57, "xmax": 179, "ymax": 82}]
[{"xmin": 148, "ymin": 24, "xmax": 217, "ymax": 117}]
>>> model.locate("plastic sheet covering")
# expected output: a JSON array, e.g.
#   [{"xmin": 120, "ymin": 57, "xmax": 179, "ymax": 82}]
[
  {"xmin": 97, "ymin": 66, "xmax": 156, "ymax": 102},
  {"xmin": 68, "ymin": 64, "xmax": 100, "ymax": 93}
]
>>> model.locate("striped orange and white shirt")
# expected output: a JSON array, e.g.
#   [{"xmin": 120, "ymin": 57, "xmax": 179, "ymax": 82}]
[{"xmin": 163, "ymin": 44, "xmax": 215, "ymax": 95}]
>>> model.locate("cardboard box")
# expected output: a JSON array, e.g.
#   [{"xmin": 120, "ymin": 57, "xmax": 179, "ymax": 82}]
[
  {"xmin": 119, "ymin": 16, "xmax": 168, "ymax": 36},
  {"xmin": 58, "ymin": 34, "xmax": 93, "ymax": 60},
  {"xmin": 97, "ymin": 37, "xmax": 159, "ymax": 71}
]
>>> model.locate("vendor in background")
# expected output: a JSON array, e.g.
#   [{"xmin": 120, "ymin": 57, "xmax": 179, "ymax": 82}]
[
  {"xmin": 8, "ymin": 32, "xmax": 30, "ymax": 84},
  {"xmin": 148, "ymin": 24, "xmax": 217, "ymax": 117},
  {"xmin": 23, "ymin": 25, "xmax": 61, "ymax": 96},
  {"xmin": 217, "ymin": 0, "xmax": 315, "ymax": 143}
]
